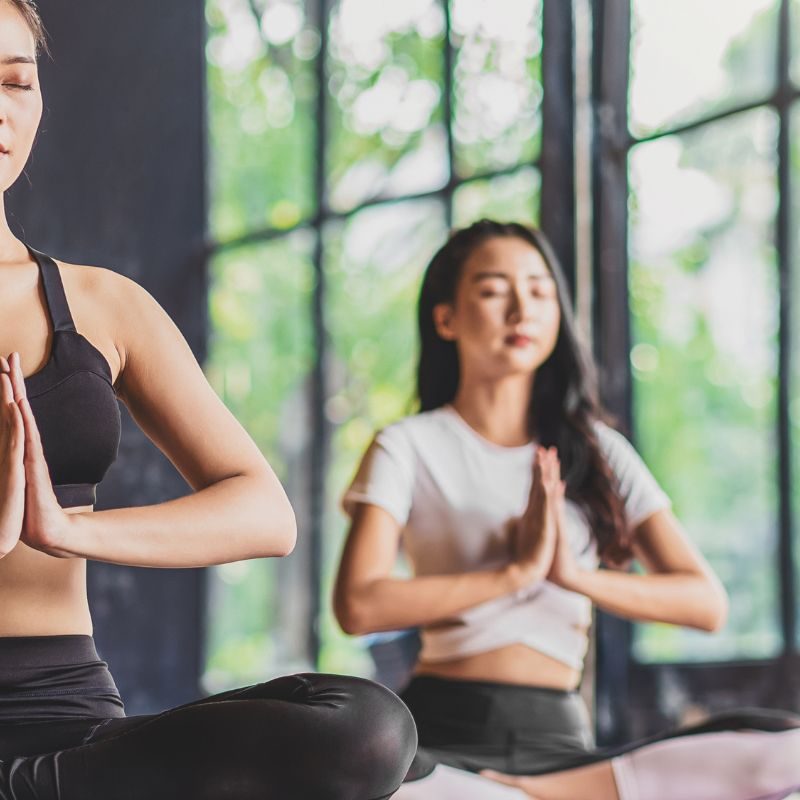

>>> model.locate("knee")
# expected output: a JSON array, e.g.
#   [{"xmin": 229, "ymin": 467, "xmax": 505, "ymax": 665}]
[
  {"xmin": 359, "ymin": 676, "xmax": 417, "ymax": 752},
  {"xmin": 299, "ymin": 673, "xmax": 418, "ymax": 784},
  {"xmin": 349, "ymin": 677, "xmax": 418, "ymax": 794},
  {"xmin": 299, "ymin": 673, "xmax": 417, "ymax": 746}
]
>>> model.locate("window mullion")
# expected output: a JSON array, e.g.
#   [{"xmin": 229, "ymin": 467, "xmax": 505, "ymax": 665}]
[
  {"xmin": 540, "ymin": 0, "xmax": 577, "ymax": 293},
  {"xmin": 443, "ymin": 0, "xmax": 455, "ymax": 227},
  {"xmin": 776, "ymin": 0, "xmax": 796, "ymax": 659},
  {"xmin": 591, "ymin": 0, "xmax": 633, "ymax": 747},
  {"xmin": 308, "ymin": 0, "xmax": 332, "ymax": 668}
]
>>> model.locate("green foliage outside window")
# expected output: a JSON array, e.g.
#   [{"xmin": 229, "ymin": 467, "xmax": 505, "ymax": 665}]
[
  {"xmin": 204, "ymin": 0, "xmax": 544, "ymax": 687},
  {"xmin": 203, "ymin": 0, "xmax": 799, "ymax": 688}
]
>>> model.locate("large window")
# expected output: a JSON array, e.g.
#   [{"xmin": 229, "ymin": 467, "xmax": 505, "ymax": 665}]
[
  {"xmin": 630, "ymin": 107, "xmax": 782, "ymax": 662},
  {"xmin": 628, "ymin": 0, "xmax": 797, "ymax": 662},
  {"xmin": 204, "ymin": 0, "xmax": 799, "ymax": 736},
  {"xmin": 593, "ymin": 0, "xmax": 799, "ymax": 737},
  {"xmin": 204, "ymin": 0, "xmax": 550, "ymax": 687}
]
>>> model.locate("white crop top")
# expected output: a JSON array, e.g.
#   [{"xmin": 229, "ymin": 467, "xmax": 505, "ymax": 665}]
[{"xmin": 342, "ymin": 405, "xmax": 671, "ymax": 670}]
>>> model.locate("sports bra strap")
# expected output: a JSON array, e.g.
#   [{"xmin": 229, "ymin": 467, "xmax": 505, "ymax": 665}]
[{"xmin": 28, "ymin": 246, "xmax": 76, "ymax": 333}]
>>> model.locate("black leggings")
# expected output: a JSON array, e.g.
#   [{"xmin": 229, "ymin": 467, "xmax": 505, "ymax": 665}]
[
  {"xmin": 0, "ymin": 638, "xmax": 417, "ymax": 800},
  {"xmin": 400, "ymin": 674, "xmax": 800, "ymax": 780}
]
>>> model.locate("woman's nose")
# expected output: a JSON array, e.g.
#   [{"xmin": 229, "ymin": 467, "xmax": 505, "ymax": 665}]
[{"xmin": 508, "ymin": 289, "xmax": 535, "ymax": 322}]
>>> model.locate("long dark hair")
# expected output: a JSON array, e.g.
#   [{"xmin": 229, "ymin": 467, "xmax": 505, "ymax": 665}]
[{"xmin": 417, "ymin": 219, "xmax": 630, "ymax": 562}]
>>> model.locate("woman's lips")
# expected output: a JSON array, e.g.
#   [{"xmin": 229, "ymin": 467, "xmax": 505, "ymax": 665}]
[{"xmin": 505, "ymin": 334, "xmax": 533, "ymax": 347}]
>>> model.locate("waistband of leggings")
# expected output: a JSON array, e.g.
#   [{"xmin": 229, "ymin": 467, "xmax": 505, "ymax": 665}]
[
  {"xmin": 0, "ymin": 635, "xmax": 100, "ymax": 668},
  {"xmin": 406, "ymin": 673, "xmax": 578, "ymax": 699}
]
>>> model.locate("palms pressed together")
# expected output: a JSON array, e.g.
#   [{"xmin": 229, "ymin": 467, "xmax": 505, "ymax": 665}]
[{"xmin": 0, "ymin": 352, "xmax": 72, "ymax": 560}]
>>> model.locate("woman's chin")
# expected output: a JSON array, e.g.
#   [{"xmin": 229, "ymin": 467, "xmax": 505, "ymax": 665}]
[
  {"xmin": 495, "ymin": 347, "xmax": 547, "ymax": 374},
  {"xmin": 487, "ymin": 358, "xmax": 541, "ymax": 381},
  {"xmin": 0, "ymin": 164, "xmax": 26, "ymax": 194}
]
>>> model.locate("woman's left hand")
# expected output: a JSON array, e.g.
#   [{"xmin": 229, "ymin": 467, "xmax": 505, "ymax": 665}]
[
  {"xmin": 7, "ymin": 353, "xmax": 73, "ymax": 558},
  {"xmin": 545, "ymin": 481, "xmax": 582, "ymax": 592}
]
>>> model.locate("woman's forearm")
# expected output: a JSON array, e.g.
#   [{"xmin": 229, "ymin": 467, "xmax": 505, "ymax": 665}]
[
  {"xmin": 335, "ymin": 565, "xmax": 531, "ymax": 636},
  {"xmin": 564, "ymin": 567, "xmax": 728, "ymax": 632},
  {"xmin": 62, "ymin": 471, "xmax": 297, "ymax": 567}
]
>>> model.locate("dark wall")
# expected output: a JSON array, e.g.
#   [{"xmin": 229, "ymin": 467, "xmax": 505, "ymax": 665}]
[{"xmin": 7, "ymin": 1, "xmax": 208, "ymax": 713}]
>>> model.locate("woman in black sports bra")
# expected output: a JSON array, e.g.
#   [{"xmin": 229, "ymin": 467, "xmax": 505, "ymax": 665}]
[{"xmin": 0, "ymin": 3, "xmax": 415, "ymax": 798}]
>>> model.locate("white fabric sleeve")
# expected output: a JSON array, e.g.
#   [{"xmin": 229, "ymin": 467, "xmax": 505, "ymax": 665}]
[
  {"xmin": 341, "ymin": 424, "xmax": 416, "ymax": 526},
  {"xmin": 595, "ymin": 423, "xmax": 671, "ymax": 529}
]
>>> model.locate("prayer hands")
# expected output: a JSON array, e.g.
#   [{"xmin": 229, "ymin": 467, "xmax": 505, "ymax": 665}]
[
  {"xmin": 0, "ymin": 353, "xmax": 71, "ymax": 558},
  {"xmin": 508, "ymin": 447, "xmax": 562, "ymax": 589},
  {"xmin": 0, "ymin": 358, "xmax": 25, "ymax": 556},
  {"xmin": 546, "ymin": 481, "xmax": 581, "ymax": 592}
]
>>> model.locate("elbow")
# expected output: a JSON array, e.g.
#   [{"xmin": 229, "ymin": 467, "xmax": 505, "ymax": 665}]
[
  {"xmin": 706, "ymin": 591, "xmax": 729, "ymax": 633},
  {"xmin": 246, "ymin": 468, "xmax": 297, "ymax": 557},
  {"xmin": 697, "ymin": 581, "xmax": 729, "ymax": 633},
  {"xmin": 272, "ymin": 529, "xmax": 296, "ymax": 559},
  {"xmin": 258, "ymin": 492, "xmax": 297, "ymax": 558},
  {"xmin": 336, "ymin": 612, "xmax": 365, "ymax": 637},
  {"xmin": 333, "ymin": 591, "xmax": 373, "ymax": 636},
  {"xmin": 271, "ymin": 503, "xmax": 297, "ymax": 557}
]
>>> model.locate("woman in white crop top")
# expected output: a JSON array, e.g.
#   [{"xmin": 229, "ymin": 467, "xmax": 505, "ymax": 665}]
[{"xmin": 334, "ymin": 220, "xmax": 800, "ymax": 800}]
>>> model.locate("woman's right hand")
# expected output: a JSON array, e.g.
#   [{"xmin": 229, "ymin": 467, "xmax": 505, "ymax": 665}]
[
  {"xmin": 507, "ymin": 446, "xmax": 562, "ymax": 591},
  {"xmin": 0, "ymin": 356, "xmax": 25, "ymax": 558}
]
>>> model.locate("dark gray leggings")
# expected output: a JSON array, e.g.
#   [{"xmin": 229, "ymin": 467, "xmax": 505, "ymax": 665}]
[
  {"xmin": 400, "ymin": 674, "xmax": 800, "ymax": 781},
  {"xmin": 0, "ymin": 673, "xmax": 418, "ymax": 800}
]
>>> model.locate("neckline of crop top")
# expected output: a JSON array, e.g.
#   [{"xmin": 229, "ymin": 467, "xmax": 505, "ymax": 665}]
[
  {"xmin": 441, "ymin": 405, "xmax": 536, "ymax": 455},
  {"xmin": 20, "ymin": 246, "xmax": 121, "ymax": 508}
]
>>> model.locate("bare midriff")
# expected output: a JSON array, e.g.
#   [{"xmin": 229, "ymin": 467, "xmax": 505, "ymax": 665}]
[
  {"xmin": 0, "ymin": 506, "xmax": 93, "ymax": 637},
  {"xmin": 413, "ymin": 639, "xmax": 585, "ymax": 691}
]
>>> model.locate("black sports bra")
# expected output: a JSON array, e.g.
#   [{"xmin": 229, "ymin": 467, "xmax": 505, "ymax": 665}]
[{"xmin": 22, "ymin": 248, "xmax": 121, "ymax": 508}]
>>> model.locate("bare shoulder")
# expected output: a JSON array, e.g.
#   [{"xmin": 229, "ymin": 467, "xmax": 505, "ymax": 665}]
[
  {"xmin": 53, "ymin": 258, "xmax": 275, "ymax": 494},
  {"xmin": 55, "ymin": 260, "xmax": 162, "ymax": 383},
  {"xmin": 57, "ymin": 259, "xmax": 146, "ymax": 307}
]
